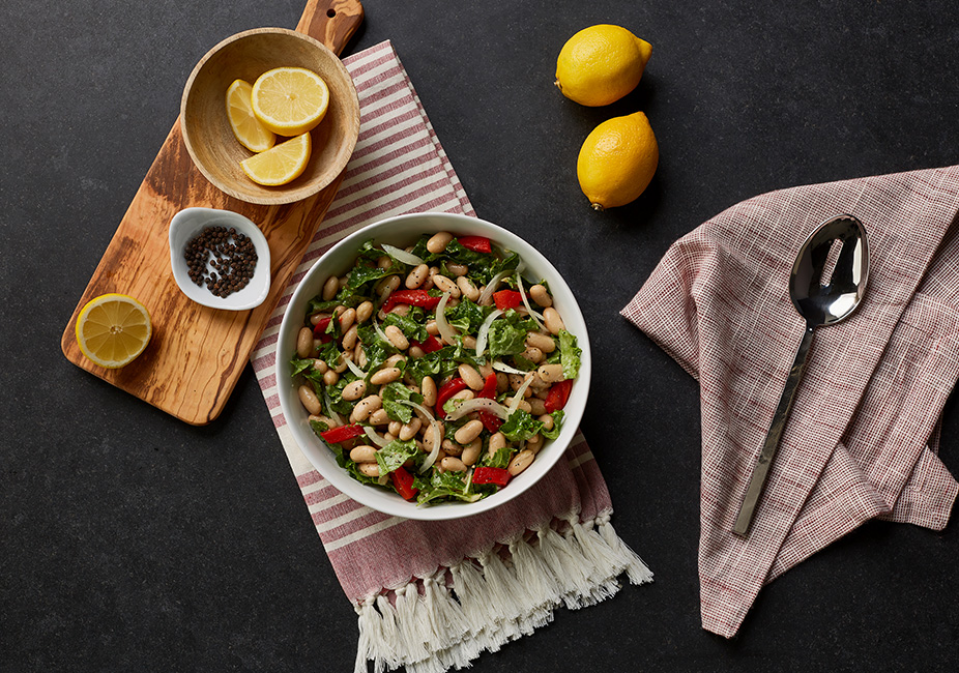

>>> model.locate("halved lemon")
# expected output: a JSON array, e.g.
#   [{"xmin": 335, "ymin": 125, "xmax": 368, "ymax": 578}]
[
  {"xmin": 226, "ymin": 79, "xmax": 276, "ymax": 152},
  {"xmin": 240, "ymin": 132, "xmax": 312, "ymax": 186},
  {"xmin": 76, "ymin": 293, "xmax": 152, "ymax": 369},
  {"xmin": 251, "ymin": 67, "xmax": 330, "ymax": 136}
]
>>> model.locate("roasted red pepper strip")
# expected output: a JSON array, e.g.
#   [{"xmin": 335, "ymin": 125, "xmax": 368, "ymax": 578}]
[
  {"xmin": 391, "ymin": 466, "xmax": 419, "ymax": 501},
  {"xmin": 473, "ymin": 372, "xmax": 502, "ymax": 431},
  {"xmin": 478, "ymin": 373, "xmax": 498, "ymax": 399},
  {"xmin": 320, "ymin": 424, "xmax": 366, "ymax": 444},
  {"xmin": 472, "ymin": 466, "xmax": 511, "ymax": 487},
  {"xmin": 435, "ymin": 377, "xmax": 468, "ymax": 418},
  {"xmin": 479, "ymin": 412, "xmax": 503, "ymax": 433},
  {"xmin": 411, "ymin": 335, "xmax": 444, "ymax": 354},
  {"xmin": 312, "ymin": 317, "xmax": 333, "ymax": 343},
  {"xmin": 457, "ymin": 235, "xmax": 492, "ymax": 253},
  {"xmin": 544, "ymin": 379, "xmax": 573, "ymax": 413},
  {"xmin": 492, "ymin": 289, "xmax": 524, "ymax": 311},
  {"xmin": 381, "ymin": 289, "xmax": 442, "ymax": 314}
]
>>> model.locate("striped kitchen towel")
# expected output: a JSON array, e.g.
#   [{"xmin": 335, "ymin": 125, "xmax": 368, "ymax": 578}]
[
  {"xmin": 622, "ymin": 166, "xmax": 959, "ymax": 638},
  {"xmin": 251, "ymin": 41, "xmax": 652, "ymax": 673}
]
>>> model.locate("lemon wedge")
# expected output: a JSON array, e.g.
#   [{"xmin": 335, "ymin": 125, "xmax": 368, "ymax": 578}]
[
  {"xmin": 226, "ymin": 79, "xmax": 276, "ymax": 152},
  {"xmin": 75, "ymin": 294, "xmax": 152, "ymax": 369},
  {"xmin": 251, "ymin": 67, "xmax": 330, "ymax": 136},
  {"xmin": 240, "ymin": 132, "xmax": 312, "ymax": 186}
]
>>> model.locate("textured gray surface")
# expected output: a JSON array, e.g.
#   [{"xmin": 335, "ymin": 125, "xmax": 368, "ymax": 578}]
[{"xmin": 2, "ymin": 1, "xmax": 957, "ymax": 671}]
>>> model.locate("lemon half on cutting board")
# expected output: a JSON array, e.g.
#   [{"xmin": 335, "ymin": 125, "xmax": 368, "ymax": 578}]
[{"xmin": 75, "ymin": 293, "xmax": 152, "ymax": 369}]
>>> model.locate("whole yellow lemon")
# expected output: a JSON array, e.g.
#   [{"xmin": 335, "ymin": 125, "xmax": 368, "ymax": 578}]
[
  {"xmin": 577, "ymin": 111, "xmax": 658, "ymax": 210},
  {"xmin": 555, "ymin": 25, "xmax": 652, "ymax": 107}
]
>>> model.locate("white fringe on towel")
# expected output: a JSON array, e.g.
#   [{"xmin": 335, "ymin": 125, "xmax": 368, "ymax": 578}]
[{"xmin": 353, "ymin": 513, "xmax": 652, "ymax": 673}]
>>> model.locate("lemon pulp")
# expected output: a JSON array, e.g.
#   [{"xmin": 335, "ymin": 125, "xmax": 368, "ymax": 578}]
[
  {"xmin": 226, "ymin": 79, "xmax": 276, "ymax": 153},
  {"xmin": 240, "ymin": 132, "xmax": 312, "ymax": 186},
  {"xmin": 76, "ymin": 293, "xmax": 152, "ymax": 369},
  {"xmin": 251, "ymin": 67, "xmax": 330, "ymax": 136}
]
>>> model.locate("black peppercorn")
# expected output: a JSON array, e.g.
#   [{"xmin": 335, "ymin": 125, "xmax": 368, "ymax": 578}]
[{"xmin": 183, "ymin": 226, "xmax": 258, "ymax": 299}]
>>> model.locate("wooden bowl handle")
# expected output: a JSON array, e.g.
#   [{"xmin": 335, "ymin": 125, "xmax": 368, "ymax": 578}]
[{"xmin": 297, "ymin": 0, "xmax": 365, "ymax": 54}]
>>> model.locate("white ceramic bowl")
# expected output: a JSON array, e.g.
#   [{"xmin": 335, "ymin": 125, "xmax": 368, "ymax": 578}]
[
  {"xmin": 276, "ymin": 212, "xmax": 591, "ymax": 521},
  {"xmin": 168, "ymin": 207, "xmax": 271, "ymax": 311}
]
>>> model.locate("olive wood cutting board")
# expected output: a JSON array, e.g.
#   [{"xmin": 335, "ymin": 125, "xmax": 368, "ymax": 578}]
[{"xmin": 60, "ymin": 0, "xmax": 364, "ymax": 425}]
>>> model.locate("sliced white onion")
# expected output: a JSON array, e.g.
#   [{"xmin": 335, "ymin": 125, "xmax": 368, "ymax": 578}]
[
  {"xmin": 345, "ymin": 354, "xmax": 366, "ymax": 378},
  {"xmin": 363, "ymin": 426, "xmax": 390, "ymax": 448},
  {"xmin": 444, "ymin": 397, "xmax": 511, "ymax": 421},
  {"xmin": 477, "ymin": 270, "xmax": 510, "ymax": 306},
  {"xmin": 434, "ymin": 292, "xmax": 458, "ymax": 346},
  {"xmin": 373, "ymin": 317, "xmax": 391, "ymax": 344},
  {"xmin": 381, "ymin": 243, "xmax": 424, "ymax": 266},
  {"xmin": 508, "ymin": 375, "xmax": 534, "ymax": 413},
  {"xmin": 397, "ymin": 399, "xmax": 443, "ymax": 474},
  {"xmin": 474, "ymin": 309, "xmax": 504, "ymax": 358},
  {"xmin": 516, "ymin": 271, "xmax": 545, "ymax": 329},
  {"xmin": 323, "ymin": 390, "xmax": 346, "ymax": 426},
  {"xmin": 492, "ymin": 359, "xmax": 526, "ymax": 375}
]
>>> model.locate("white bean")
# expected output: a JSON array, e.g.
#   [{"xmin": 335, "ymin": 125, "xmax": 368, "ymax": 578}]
[
  {"xmin": 440, "ymin": 456, "xmax": 468, "ymax": 472},
  {"xmin": 322, "ymin": 275, "xmax": 339, "ymax": 301},
  {"xmin": 298, "ymin": 385, "xmax": 322, "ymax": 415},
  {"xmin": 356, "ymin": 300, "xmax": 374, "ymax": 323},
  {"xmin": 529, "ymin": 284, "xmax": 552, "ymax": 308},
  {"xmin": 508, "ymin": 449, "xmax": 536, "ymax": 476},
  {"xmin": 422, "ymin": 377, "xmax": 437, "ymax": 407},
  {"xmin": 296, "ymin": 326, "xmax": 314, "ymax": 358},
  {"xmin": 342, "ymin": 379, "xmax": 367, "ymax": 401},
  {"xmin": 370, "ymin": 367, "xmax": 402, "ymax": 385},
  {"xmin": 456, "ymin": 275, "xmax": 480, "ymax": 301},
  {"xmin": 432, "ymin": 274, "xmax": 460, "ymax": 298},
  {"xmin": 454, "ymin": 419, "xmax": 484, "ymax": 445},
  {"xmin": 350, "ymin": 445, "xmax": 378, "ymax": 463},
  {"xmin": 543, "ymin": 307, "xmax": 565, "ymax": 335},
  {"xmin": 458, "ymin": 363, "xmax": 485, "ymax": 390},
  {"xmin": 406, "ymin": 264, "xmax": 429, "ymax": 289},
  {"xmin": 427, "ymin": 231, "xmax": 454, "ymax": 254},
  {"xmin": 384, "ymin": 325, "xmax": 409, "ymax": 350}
]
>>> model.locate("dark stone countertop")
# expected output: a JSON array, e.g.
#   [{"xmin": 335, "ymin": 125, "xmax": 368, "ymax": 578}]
[{"xmin": 3, "ymin": 1, "xmax": 957, "ymax": 671}]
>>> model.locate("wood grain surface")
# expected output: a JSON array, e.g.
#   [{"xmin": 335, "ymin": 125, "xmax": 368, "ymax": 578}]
[{"xmin": 60, "ymin": 0, "xmax": 365, "ymax": 426}]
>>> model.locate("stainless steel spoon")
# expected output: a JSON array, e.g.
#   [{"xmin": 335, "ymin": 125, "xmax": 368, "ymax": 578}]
[{"xmin": 733, "ymin": 214, "xmax": 869, "ymax": 536}]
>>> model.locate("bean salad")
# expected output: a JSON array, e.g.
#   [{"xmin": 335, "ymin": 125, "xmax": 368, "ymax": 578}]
[{"xmin": 290, "ymin": 231, "xmax": 582, "ymax": 505}]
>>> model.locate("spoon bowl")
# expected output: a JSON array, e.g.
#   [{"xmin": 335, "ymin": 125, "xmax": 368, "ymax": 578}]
[
  {"xmin": 791, "ymin": 215, "xmax": 869, "ymax": 327},
  {"xmin": 734, "ymin": 214, "xmax": 869, "ymax": 535}
]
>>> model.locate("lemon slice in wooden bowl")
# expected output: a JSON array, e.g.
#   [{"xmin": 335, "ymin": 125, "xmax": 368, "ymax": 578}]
[
  {"xmin": 226, "ymin": 79, "xmax": 276, "ymax": 152},
  {"xmin": 251, "ymin": 67, "xmax": 330, "ymax": 136},
  {"xmin": 240, "ymin": 132, "xmax": 312, "ymax": 186}
]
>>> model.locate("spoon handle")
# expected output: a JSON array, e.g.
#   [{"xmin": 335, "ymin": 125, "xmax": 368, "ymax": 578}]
[{"xmin": 733, "ymin": 325, "xmax": 816, "ymax": 536}]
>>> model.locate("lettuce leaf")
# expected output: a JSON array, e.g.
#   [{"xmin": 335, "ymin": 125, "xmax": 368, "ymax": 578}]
[
  {"xmin": 380, "ymin": 382, "xmax": 424, "ymax": 423},
  {"xmin": 499, "ymin": 409, "xmax": 543, "ymax": 443},
  {"xmin": 383, "ymin": 311, "xmax": 428, "ymax": 343},
  {"xmin": 487, "ymin": 311, "xmax": 536, "ymax": 360},
  {"xmin": 558, "ymin": 330, "xmax": 582, "ymax": 380},
  {"xmin": 375, "ymin": 439, "xmax": 420, "ymax": 476}
]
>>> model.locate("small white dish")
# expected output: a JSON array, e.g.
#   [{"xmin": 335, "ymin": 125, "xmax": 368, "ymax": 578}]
[{"xmin": 168, "ymin": 207, "xmax": 271, "ymax": 311}]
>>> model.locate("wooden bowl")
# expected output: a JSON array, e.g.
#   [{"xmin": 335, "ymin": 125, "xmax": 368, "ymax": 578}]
[{"xmin": 180, "ymin": 28, "xmax": 360, "ymax": 205}]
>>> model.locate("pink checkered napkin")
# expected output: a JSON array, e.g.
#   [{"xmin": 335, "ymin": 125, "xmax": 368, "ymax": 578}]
[
  {"xmin": 622, "ymin": 166, "xmax": 959, "ymax": 638},
  {"xmin": 251, "ymin": 41, "xmax": 652, "ymax": 673}
]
